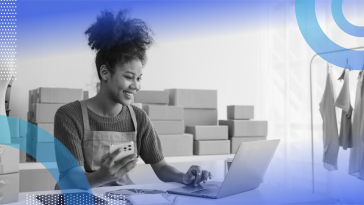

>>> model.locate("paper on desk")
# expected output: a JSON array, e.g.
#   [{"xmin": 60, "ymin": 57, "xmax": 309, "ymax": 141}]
[{"xmin": 128, "ymin": 194, "xmax": 171, "ymax": 205}]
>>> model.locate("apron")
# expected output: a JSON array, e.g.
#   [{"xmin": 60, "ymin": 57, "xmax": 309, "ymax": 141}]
[{"xmin": 80, "ymin": 100, "xmax": 138, "ymax": 186}]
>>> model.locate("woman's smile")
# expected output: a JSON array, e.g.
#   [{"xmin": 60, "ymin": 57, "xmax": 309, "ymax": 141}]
[{"xmin": 123, "ymin": 91, "xmax": 134, "ymax": 99}]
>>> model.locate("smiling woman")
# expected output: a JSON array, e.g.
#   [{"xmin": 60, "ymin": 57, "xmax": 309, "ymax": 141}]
[{"xmin": 53, "ymin": 9, "xmax": 212, "ymax": 190}]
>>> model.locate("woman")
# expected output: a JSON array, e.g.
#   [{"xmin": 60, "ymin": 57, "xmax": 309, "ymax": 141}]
[{"xmin": 54, "ymin": 9, "xmax": 212, "ymax": 189}]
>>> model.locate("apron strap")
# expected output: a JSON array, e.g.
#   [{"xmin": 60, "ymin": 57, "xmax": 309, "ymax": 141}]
[
  {"xmin": 79, "ymin": 100, "xmax": 91, "ymax": 131},
  {"xmin": 127, "ymin": 105, "xmax": 138, "ymax": 132}
]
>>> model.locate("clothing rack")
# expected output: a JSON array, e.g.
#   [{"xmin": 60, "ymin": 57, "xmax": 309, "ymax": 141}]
[{"xmin": 309, "ymin": 46, "xmax": 364, "ymax": 193}]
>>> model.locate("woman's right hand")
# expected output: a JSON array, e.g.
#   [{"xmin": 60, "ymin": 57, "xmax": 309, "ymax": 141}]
[{"xmin": 97, "ymin": 148, "xmax": 138, "ymax": 184}]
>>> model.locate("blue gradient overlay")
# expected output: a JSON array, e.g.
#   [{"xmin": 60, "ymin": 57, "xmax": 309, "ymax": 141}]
[
  {"xmin": 5, "ymin": 0, "xmax": 364, "ymax": 204},
  {"xmin": 16, "ymin": 0, "xmax": 291, "ymax": 59},
  {"xmin": 332, "ymin": 0, "xmax": 364, "ymax": 37}
]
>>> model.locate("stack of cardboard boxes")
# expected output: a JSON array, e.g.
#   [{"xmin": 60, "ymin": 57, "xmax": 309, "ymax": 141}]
[
  {"xmin": 167, "ymin": 89, "xmax": 218, "ymax": 128},
  {"xmin": 0, "ymin": 144, "xmax": 20, "ymax": 204},
  {"xmin": 186, "ymin": 126, "xmax": 230, "ymax": 155},
  {"xmin": 133, "ymin": 90, "xmax": 193, "ymax": 157},
  {"xmin": 27, "ymin": 87, "xmax": 87, "ymax": 162},
  {"xmin": 167, "ymin": 89, "xmax": 230, "ymax": 155},
  {"xmin": 219, "ymin": 106, "xmax": 268, "ymax": 153}
]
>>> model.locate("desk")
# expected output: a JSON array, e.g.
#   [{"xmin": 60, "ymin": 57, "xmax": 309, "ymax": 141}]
[
  {"xmin": 8, "ymin": 182, "xmax": 334, "ymax": 205},
  {"xmin": 18, "ymin": 155, "xmax": 233, "ymax": 192}
]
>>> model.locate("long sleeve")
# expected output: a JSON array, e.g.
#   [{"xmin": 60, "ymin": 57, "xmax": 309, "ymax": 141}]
[{"xmin": 54, "ymin": 111, "xmax": 85, "ymax": 173}]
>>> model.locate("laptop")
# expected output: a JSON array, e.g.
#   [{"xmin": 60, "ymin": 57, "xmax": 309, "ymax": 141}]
[{"xmin": 167, "ymin": 139, "xmax": 280, "ymax": 199}]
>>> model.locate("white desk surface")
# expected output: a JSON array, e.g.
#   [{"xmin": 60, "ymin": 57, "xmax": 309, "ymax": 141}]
[
  {"xmin": 19, "ymin": 154, "xmax": 235, "ymax": 170},
  {"xmin": 9, "ymin": 182, "xmax": 334, "ymax": 205}
]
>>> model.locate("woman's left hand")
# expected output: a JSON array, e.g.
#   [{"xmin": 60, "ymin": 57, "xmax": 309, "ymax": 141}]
[{"xmin": 182, "ymin": 165, "xmax": 212, "ymax": 187}]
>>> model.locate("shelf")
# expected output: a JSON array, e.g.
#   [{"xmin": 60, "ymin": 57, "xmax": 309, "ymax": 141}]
[{"xmin": 19, "ymin": 154, "xmax": 235, "ymax": 170}]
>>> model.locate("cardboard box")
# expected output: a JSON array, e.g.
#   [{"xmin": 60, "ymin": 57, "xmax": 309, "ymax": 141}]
[
  {"xmin": 151, "ymin": 121, "xmax": 184, "ymax": 135},
  {"xmin": 186, "ymin": 126, "xmax": 228, "ymax": 140},
  {"xmin": 34, "ymin": 103, "xmax": 65, "ymax": 123},
  {"xmin": 38, "ymin": 87, "xmax": 83, "ymax": 104},
  {"xmin": 219, "ymin": 120, "xmax": 268, "ymax": 137},
  {"xmin": 134, "ymin": 90, "xmax": 169, "ymax": 104},
  {"xmin": 0, "ymin": 173, "xmax": 19, "ymax": 204},
  {"xmin": 184, "ymin": 109, "xmax": 218, "ymax": 127},
  {"xmin": 131, "ymin": 103, "xmax": 143, "ymax": 109},
  {"xmin": 0, "ymin": 144, "xmax": 19, "ymax": 174},
  {"xmin": 166, "ymin": 89, "xmax": 217, "ymax": 109},
  {"xmin": 11, "ymin": 137, "xmax": 27, "ymax": 163},
  {"xmin": 33, "ymin": 123, "xmax": 54, "ymax": 142},
  {"xmin": 7, "ymin": 118, "xmax": 19, "ymax": 138},
  {"xmin": 35, "ymin": 142, "xmax": 56, "ymax": 162},
  {"xmin": 227, "ymin": 105, "xmax": 254, "ymax": 120},
  {"xmin": 158, "ymin": 134, "xmax": 193, "ymax": 157},
  {"xmin": 194, "ymin": 140, "xmax": 230, "ymax": 155},
  {"xmin": 83, "ymin": 90, "xmax": 89, "ymax": 100},
  {"xmin": 143, "ymin": 105, "xmax": 183, "ymax": 121},
  {"xmin": 231, "ymin": 136, "xmax": 267, "ymax": 153}
]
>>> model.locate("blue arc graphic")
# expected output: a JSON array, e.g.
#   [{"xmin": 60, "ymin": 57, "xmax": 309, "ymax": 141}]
[
  {"xmin": 296, "ymin": 0, "xmax": 364, "ymax": 69},
  {"xmin": 0, "ymin": 116, "xmax": 95, "ymax": 205},
  {"xmin": 332, "ymin": 0, "xmax": 364, "ymax": 37}
]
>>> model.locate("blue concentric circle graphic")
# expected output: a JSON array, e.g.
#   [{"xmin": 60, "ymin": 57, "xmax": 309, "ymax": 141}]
[
  {"xmin": 296, "ymin": 0, "xmax": 364, "ymax": 69},
  {"xmin": 332, "ymin": 0, "xmax": 364, "ymax": 37}
]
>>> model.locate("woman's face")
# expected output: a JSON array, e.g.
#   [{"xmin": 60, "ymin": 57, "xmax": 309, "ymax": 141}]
[{"xmin": 106, "ymin": 58, "xmax": 143, "ymax": 105}]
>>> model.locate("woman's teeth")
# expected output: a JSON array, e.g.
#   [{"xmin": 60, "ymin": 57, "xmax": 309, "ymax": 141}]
[{"xmin": 124, "ymin": 92, "xmax": 134, "ymax": 98}]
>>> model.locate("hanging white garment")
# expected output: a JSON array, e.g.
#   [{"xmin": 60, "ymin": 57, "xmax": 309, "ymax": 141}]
[
  {"xmin": 349, "ymin": 72, "xmax": 363, "ymax": 177},
  {"xmin": 335, "ymin": 69, "xmax": 353, "ymax": 150},
  {"xmin": 357, "ymin": 72, "xmax": 364, "ymax": 180},
  {"xmin": 319, "ymin": 68, "xmax": 340, "ymax": 171}
]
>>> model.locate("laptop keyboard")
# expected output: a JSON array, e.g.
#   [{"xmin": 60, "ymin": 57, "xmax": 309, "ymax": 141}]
[{"xmin": 191, "ymin": 187, "xmax": 220, "ymax": 195}]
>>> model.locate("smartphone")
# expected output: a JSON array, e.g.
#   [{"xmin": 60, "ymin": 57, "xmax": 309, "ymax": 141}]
[{"xmin": 110, "ymin": 141, "xmax": 135, "ymax": 162}]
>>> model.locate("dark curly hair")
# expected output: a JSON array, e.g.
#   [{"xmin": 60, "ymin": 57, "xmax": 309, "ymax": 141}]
[{"xmin": 85, "ymin": 9, "xmax": 154, "ymax": 80}]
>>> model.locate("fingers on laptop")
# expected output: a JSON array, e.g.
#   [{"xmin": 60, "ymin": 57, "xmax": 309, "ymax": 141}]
[
  {"xmin": 192, "ymin": 166, "xmax": 202, "ymax": 186},
  {"xmin": 201, "ymin": 170, "xmax": 210, "ymax": 183},
  {"xmin": 187, "ymin": 165, "xmax": 213, "ymax": 186}
]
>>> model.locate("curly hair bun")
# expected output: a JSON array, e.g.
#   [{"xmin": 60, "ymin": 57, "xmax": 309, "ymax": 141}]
[{"xmin": 85, "ymin": 9, "xmax": 154, "ymax": 65}]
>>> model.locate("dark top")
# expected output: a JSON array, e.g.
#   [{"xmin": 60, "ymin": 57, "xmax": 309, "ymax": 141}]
[{"xmin": 54, "ymin": 101, "xmax": 164, "ymax": 173}]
